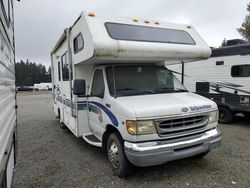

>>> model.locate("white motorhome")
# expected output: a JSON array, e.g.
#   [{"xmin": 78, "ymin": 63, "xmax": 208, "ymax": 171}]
[
  {"xmin": 51, "ymin": 12, "xmax": 221, "ymax": 177},
  {"xmin": 0, "ymin": 0, "xmax": 17, "ymax": 187},
  {"xmin": 167, "ymin": 40, "xmax": 250, "ymax": 124},
  {"xmin": 34, "ymin": 83, "xmax": 52, "ymax": 91}
]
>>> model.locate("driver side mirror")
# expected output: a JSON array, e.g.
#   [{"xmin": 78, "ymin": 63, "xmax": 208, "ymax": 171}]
[{"xmin": 73, "ymin": 79, "xmax": 86, "ymax": 97}]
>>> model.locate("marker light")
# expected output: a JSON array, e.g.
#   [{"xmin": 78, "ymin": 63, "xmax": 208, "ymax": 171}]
[
  {"xmin": 187, "ymin": 25, "xmax": 192, "ymax": 29},
  {"xmin": 88, "ymin": 12, "xmax": 95, "ymax": 17},
  {"xmin": 155, "ymin": 21, "xmax": 160, "ymax": 25},
  {"xmin": 133, "ymin": 19, "xmax": 138, "ymax": 22},
  {"xmin": 144, "ymin": 20, "xmax": 150, "ymax": 24}
]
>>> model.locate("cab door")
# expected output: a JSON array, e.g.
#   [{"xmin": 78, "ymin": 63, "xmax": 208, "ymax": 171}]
[{"xmin": 88, "ymin": 69, "xmax": 106, "ymax": 139}]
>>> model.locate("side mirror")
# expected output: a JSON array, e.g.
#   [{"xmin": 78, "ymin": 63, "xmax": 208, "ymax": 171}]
[{"xmin": 73, "ymin": 79, "xmax": 86, "ymax": 96}]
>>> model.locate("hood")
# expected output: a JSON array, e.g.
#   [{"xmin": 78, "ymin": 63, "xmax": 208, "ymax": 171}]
[{"xmin": 116, "ymin": 92, "xmax": 217, "ymax": 118}]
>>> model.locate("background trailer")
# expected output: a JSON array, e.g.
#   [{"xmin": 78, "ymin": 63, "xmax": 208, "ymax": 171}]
[
  {"xmin": 0, "ymin": 0, "xmax": 18, "ymax": 187},
  {"xmin": 168, "ymin": 40, "xmax": 250, "ymax": 123}
]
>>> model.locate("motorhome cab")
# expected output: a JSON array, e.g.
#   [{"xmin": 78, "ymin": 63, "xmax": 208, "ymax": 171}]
[{"xmin": 51, "ymin": 12, "xmax": 221, "ymax": 177}]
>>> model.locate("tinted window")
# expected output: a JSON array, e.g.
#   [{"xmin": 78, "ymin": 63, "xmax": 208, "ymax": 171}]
[
  {"xmin": 105, "ymin": 22, "xmax": 195, "ymax": 45},
  {"xmin": 216, "ymin": 61, "xmax": 224, "ymax": 65},
  {"xmin": 73, "ymin": 33, "xmax": 84, "ymax": 54},
  {"xmin": 231, "ymin": 65, "xmax": 250, "ymax": 77},
  {"xmin": 91, "ymin": 70, "xmax": 105, "ymax": 98},
  {"xmin": 58, "ymin": 62, "xmax": 61, "ymax": 81},
  {"xmin": 61, "ymin": 53, "xmax": 69, "ymax": 81},
  {"xmin": 106, "ymin": 65, "xmax": 187, "ymax": 97}
]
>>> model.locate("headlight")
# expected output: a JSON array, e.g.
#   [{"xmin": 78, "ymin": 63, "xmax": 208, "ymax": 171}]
[
  {"xmin": 208, "ymin": 110, "xmax": 219, "ymax": 124},
  {"xmin": 126, "ymin": 120, "xmax": 156, "ymax": 135}
]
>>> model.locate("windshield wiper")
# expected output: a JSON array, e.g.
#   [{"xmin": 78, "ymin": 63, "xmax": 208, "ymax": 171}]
[
  {"xmin": 154, "ymin": 87, "xmax": 187, "ymax": 93},
  {"xmin": 116, "ymin": 88, "xmax": 155, "ymax": 95},
  {"xmin": 174, "ymin": 88, "xmax": 188, "ymax": 92},
  {"xmin": 116, "ymin": 88, "xmax": 136, "ymax": 91}
]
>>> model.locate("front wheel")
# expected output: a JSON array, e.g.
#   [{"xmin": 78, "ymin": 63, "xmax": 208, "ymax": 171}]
[
  {"xmin": 107, "ymin": 133, "xmax": 131, "ymax": 178},
  {"xmin": 243, "ymin": 112, "xmax": 250, "ymax": 119},
  {"xmin": 218, "ymin": 107, "xmax": 233, "ymax": 124}
]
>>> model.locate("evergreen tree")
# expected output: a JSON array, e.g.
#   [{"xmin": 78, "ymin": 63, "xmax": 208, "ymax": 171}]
[
  {"xmin": 238, "ymin": 2, "xmax": 250, "ymax": 41},
  {"xmin": 221, "ymin": 38, "xmax": 227, "ymax": 47}
]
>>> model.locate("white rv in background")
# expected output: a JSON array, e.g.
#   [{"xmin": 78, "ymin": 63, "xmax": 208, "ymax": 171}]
[
  {"xmin": 167, "ymin": 40, "xmax": 250, "ymax": 124},
  {"xmin": 34, "ymin": 83, "xmax": 52, "ymax": 91},
  {"xmin": 51, "ymin": 12, "xmax": 221, "ymax": 177},
  {"xmin": 0, "ymin": 0, "xmax": 17, "ymax": 187}
]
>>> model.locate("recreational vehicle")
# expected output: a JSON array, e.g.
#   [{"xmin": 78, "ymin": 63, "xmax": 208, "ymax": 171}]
[
  {"xmin": 0, "ymin": 0, "xmax": 17, "ymax": 187},
  {"xmin": 168, "ymin": 40, "xmax": 250, "ymax": 124},
  {"xmin": 51, "ymin": 12, "xmax": 221, "ymax": 177},
  {"xmin": 34, "ymin": 83, "xmax": 52, "ymax": 91}
]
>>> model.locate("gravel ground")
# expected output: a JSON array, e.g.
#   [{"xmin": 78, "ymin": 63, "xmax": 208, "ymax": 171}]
[{"xmin": 12, "ymin": 92, "xmax": 250, "ymax": 188}]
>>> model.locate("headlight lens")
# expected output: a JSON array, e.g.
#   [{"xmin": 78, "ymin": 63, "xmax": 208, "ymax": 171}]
[
  {"xmin": 208, "ymin": 110, "xmax": 219, "ymax": 124},
  {"xmin": 126, "ymin": 120, "xmax": 156, "ymax": 135}
]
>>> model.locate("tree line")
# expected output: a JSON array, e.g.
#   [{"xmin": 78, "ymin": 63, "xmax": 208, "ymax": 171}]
[{"xmin": 15, "ymin": 60, "xmax": 51, "ymax": 86}]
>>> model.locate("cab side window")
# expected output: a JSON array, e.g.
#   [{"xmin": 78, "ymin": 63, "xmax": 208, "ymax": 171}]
[
  {"xmin": 91, "ymin": 70, "xmax": 105, "ymax": 98},
  {"xmin": 61, "ymin": 53, "xmax": 69, "ymax": 81}
]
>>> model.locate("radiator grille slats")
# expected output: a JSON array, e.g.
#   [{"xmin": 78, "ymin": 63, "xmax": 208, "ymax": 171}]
[{"xmin": 155, "ymin": 115, "xmax": 208, "ymax": 137}]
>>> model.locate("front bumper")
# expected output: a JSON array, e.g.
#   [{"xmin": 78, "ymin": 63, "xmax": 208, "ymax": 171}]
[{"xmin": 124, "ymin": 128, "xmax": 221, "ymax": 167}]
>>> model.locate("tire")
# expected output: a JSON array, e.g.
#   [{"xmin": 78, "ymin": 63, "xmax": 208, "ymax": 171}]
[
  {"xmin": 58, "ymin": 110, "xmax": 66, "ymax": 129},
  {"xmin": 59, "ymin": 122, "xmax": 67, "ymax": 129},
  {"xmin": 243, "ymin": 112, "xmax": 250, "ymax": 119},
  {"xmin": 218, "ymin": 107, "xmax": 233, "ymax": 124},
  {"xmin": 107, "ymin": 133, "xmax": 131, "ymax": 178}
]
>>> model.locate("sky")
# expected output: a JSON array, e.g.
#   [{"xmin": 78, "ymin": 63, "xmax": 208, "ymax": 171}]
[{"xmin": 14, "ymin": 0, "xmax": 249, "ymax": 67}]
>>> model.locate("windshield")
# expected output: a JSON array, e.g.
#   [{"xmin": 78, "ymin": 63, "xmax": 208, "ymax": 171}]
[{"xmin": 106, "ymin": 65, "xmax": 188, "ymax": 97}]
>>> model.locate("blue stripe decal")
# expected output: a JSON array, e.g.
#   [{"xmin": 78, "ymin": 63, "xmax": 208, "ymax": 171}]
[
  {"xmin": 90, "ymin": 101, "xmax": 119, "ymax": 127},
  {"xmin": 55, "ymin": 97, "xmax": 118, "ymax": 127}
]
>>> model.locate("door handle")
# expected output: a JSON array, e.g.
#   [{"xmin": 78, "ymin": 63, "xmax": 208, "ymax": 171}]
[{"xmin": 105, "ymin": 103, "xmax": 111, "ymax": 108}]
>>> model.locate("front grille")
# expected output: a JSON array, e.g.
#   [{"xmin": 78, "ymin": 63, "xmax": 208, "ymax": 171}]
[{"xmin": 155, "ymin": 115, "xmax": 208, "ymax": 137}]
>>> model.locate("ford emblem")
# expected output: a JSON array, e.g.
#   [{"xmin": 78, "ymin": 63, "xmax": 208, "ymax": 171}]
[{"xmin": 181, "ymin": 107, "xmax": 188, "ymax": 112}]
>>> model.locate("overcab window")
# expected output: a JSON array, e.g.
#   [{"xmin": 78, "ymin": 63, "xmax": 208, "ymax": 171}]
[
  {"xmin": 105, "ymin": 22, "xmax": 195, "ymax": 45},
  {"xmin": 73, "ymin": 33, "xmax": 84, "ymax": 54}
]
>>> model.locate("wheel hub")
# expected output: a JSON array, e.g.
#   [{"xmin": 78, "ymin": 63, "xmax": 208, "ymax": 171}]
[{"xmin": 108, "ymin": 142, "xmax": 120, "ymax": 169}]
